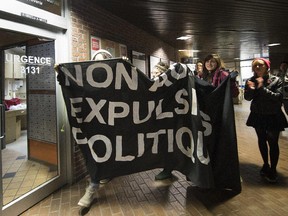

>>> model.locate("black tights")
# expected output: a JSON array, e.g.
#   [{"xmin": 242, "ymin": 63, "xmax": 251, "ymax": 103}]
[{"xmin": 255, "ymin": 128, "xmax": 280, "ymax": 172}]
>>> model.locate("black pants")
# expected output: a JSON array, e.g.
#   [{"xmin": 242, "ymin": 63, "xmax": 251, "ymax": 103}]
[{"xmin": 255, "ymin": 128, "xmax": 280, "ymax": 172}]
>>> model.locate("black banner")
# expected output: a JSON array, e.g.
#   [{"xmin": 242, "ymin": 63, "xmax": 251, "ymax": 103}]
[{"xmin": 57, "ymin": 58, "xmax": 241, "ymax": 193}]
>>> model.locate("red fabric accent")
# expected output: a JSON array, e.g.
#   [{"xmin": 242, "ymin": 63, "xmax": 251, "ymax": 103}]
[
  {"xmin": 4, "ymin": 98, "xmax": 20, "ymax": 109},
  {"xmin": 212, "ymin": 68, "xmax": 239, "ymax": 98}
]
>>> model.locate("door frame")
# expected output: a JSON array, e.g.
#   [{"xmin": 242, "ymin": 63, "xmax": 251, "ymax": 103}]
[{"xmin": 0, "ymin": 20, "xmax": 71, "ymax": 216}]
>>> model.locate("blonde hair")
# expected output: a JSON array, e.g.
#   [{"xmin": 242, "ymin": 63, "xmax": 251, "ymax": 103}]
[
  {"xmin": 152, "ymin": 61, "xmax": 169, "ymax": 78},
  {"xmin": 153, "ymin": 62, "xmax": 169, "ymax": 73},
  {"xmin": 251, "ymin": 58, "xmax": 269, "ymax": 75}
]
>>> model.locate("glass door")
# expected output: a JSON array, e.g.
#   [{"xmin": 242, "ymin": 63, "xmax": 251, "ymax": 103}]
[{"xmin": 0, "ymin": 30, "xmax": 66, "ymax": 216}]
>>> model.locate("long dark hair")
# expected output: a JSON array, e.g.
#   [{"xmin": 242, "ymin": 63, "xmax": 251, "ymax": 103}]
[
  {"xmin": 202, "ymin": 54, "xmax": 225, "ymax": 81},
  {"xmin": 203, "ymin": 54, "xmax": 225, "ymax": 72}
]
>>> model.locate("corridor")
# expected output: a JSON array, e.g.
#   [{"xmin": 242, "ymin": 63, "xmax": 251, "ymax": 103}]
[{"xmin": 21, "ymin": 100, "xmax": 288, "ymax": 216}]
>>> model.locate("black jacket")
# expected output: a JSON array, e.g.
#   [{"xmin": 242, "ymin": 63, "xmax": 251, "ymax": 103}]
[{"xmin": 244, "ymin": 74, "xmax": 283, "ymax": 115}]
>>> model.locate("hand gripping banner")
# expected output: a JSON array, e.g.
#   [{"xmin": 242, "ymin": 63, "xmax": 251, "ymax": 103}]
[{"xmin": 56, "ymin": 58, "xmax": 241, "ymax": 193}]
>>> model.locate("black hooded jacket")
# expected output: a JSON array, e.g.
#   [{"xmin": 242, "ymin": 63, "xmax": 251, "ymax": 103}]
[{"xmin": 244, "ymin": 74, "xmax": 283, "ymax": 115}]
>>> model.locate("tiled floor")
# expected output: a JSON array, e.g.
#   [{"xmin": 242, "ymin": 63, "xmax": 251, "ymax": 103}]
[
  {"xmin": 1, "ymin": 131, "xmax": 57, "ymax": 205},
  {"xmin": 17, "ymin": 100, "xmax": 288, "ymax": 215}
]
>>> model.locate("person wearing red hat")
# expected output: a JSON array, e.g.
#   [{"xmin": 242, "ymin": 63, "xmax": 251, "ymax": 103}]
[{"xmin": 244, "ymin": 58, "xmax": 288, "ymax": 183}]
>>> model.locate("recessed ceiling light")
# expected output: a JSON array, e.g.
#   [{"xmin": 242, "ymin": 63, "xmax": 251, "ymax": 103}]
[{"xmin": 177, "ymin": 35, "xmax": 192, "ymax": 40}]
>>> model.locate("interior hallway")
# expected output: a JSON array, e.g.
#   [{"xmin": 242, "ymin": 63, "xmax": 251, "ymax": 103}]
[
  {"xmin": 20, "ymin": 100, "xmax": 288, "ymax": 216},
  {"xmin": 1, "ymin": 131, "xmax": 57, "ymax": 205}
]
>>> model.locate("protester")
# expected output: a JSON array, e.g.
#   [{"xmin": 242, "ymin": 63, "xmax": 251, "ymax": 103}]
[
  {"xmin": 278, "ymin": 61, "xmax": 288, "ymax": 114},
  {"xmin": 151, "ymin": 61, "xmax": 172, "ymax": 180},
  {"xmin": 275, "ymin": 61, "xmax": 288, "ymax": 78},
  {"xmin": 151, "ymin": 61, "xmax": 169, "ymax": 79},
  {"xmin": 151, "ymin": 61, "xmax": 176, "ymax": 181},
  {"xmin": 78, "ymin": 49, "xmax": 113, "ymax": 208},
  {"xmin": 244, "ymin": 58, "xmax": 288, "ymax": 183},
  {"xmin": 194, "ymin": 60, "xmax": 204, "ymax": 78},
  {"xmin": 202, "ymin": 53, "xmax": 239, "ymax": 97},
  {"xmin": 92, "ymin": 49, "xmax": 113, "ymax": 60},
  {"xmin": 155, "ymin": 54, "xmax": 239, "ymax": 181}
]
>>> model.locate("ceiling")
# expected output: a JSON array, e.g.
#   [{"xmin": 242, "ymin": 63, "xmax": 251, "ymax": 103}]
[
  {"xmin": 0, "ymin": 29, "xmax": 55, "ymax": 52},
  {"xmin": 94, "ymin": 0, "xmax": 288, "ymax": 62},
  {"xmin": 1, "ymin": 0, "xmax": 288, "ymax": 63}
]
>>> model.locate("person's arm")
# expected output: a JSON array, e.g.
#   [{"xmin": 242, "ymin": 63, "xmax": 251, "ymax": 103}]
[
  {"xmin": 231, "ymin": 80, "xmax": 239, "ymax": 97},
  {"xmin": 257, "ymin": 77, "xmax": 283, "ymax": 102},
  {"xmin": 219, "ymin": 70, "xmax": 239, "ymax": 97},
  {"xmin": 244, "ymin": 78, "xmax": 257, "ymax": 101}
]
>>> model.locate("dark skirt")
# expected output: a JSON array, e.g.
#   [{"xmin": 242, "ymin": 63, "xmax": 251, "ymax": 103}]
[{"xmin": 246, "ymin": 111, "xmax": 288, "ymax": 131}]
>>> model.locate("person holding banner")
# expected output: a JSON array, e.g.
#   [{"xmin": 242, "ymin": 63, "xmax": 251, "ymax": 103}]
[
  {"xmin": 244, "ymin": 58, "xmax": 288, "ymax": 183},
  {"xmin": 151, "ymin": 61, "xmax": 170, "ymax": 79},
  {"xmin": 151, "ymin": 61, "xmax": 178, "ymax": 181},
  {"xmin": 77, "ymin": 49, "xmax": 114, "ymax": 208},
  {"xmin": 202, "ymin": 53, "xmax": 239, "ymax": 98},
  {"xmin": 155, "ymin": 55, "xmax": 239, "ymax": 181},
  {"xmin": 194, "ymin": 60, "xmax": 204, "ymax": 78}
]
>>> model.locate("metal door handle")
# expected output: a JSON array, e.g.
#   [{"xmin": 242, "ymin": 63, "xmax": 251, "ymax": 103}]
[{"xmin": 0, "ymin": 104, "xmax": 4, "ymax": 139}]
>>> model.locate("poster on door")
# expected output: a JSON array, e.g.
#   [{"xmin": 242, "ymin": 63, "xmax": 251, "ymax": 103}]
[{"xmin": 90, "ymin": 36, "xmax": 101, "ymax": 59}]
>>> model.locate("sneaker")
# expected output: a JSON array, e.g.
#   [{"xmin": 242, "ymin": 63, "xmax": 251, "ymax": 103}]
[
  {"xmin": 260, "ymin": 164, "xmax": 270, "ymax": 177},
  {"xmin": 155, "ymin": 169, "xmax": 172, "ymax": 180},
  {"xmin": 100, "ymin": 178, "xmax": 111, "ymax": 184},
  {"xmin": 265, "ymin": 170, "xmax": 278, "ymax": 183},
  {"xmin": 78, "ymin": 184, "xmax": 98, "ymax": 207}
]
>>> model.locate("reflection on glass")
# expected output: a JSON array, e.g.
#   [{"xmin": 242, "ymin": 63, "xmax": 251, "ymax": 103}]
[{"xmin": 1, "ymin": 45, "xmax": 58, "ymax": 205}]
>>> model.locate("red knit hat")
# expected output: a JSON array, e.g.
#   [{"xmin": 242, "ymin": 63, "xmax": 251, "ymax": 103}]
[
  {"xmin": 259, "ymin": 58, "xmax": 270, "ymax": 69},
  {"xmin": 253, "ymin": 58, "xmax": 270, "ymax": 69}
]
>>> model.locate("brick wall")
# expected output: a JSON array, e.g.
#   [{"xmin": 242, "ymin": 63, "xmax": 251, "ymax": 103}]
[
  {"xmin": 70, "ymin": 0, "xmax": 176, "ymax": 62},
  {"xmin": 70, "ymin": 0, "xmax": 177, "ymax": 182}
]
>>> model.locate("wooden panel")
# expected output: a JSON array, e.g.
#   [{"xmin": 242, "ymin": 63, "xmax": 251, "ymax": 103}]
[
  {"xmin": 94, "ymin": 0, "xmax": 288, "ymax": 62},
  {"xmin": 5, "ymin": 109, "xmax": 26, "ymax": 144},
  {"xmin": 28, "ymin": 139, "xmax": 58, "ymax": 166}
]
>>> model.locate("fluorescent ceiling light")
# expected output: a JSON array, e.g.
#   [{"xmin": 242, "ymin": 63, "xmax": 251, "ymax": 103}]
[
  {"xmin": 178, "ymin": 49, "xmax": 200, "ymax": 52},
  {"xmin": 267, "ymin": 43, "xmax": 281, "ymax": 47},
  {"xmin": 177, "ymin": 35, "xmax": 192, "ymax": 40}
]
